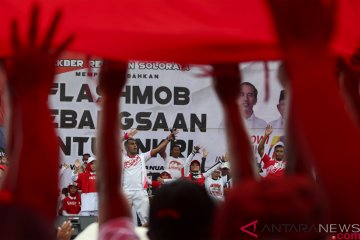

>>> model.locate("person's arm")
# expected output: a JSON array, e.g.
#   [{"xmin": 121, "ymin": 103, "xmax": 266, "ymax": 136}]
[
  {"xmin": 203, "ymin": 163, "xmax": 222, "ymax": 178},
  {"xmin": 97, "ymin": 60, "xmax": 131, "ymax": 225},
  {"xmin": 200, "ymin": 148, "xmax": 208, "ymax": 173},
  {"xmin": 203, "ymin": 153, "xmax": 225, "ymax": 178},
  {"xmin": 159, "ymin": 148, "xmax": 167, "ymax": 160},
  {"xmin": 1, "ymin": 6, "xmax": 73, "ymax": 222},
  {"xmin": 150, "ymin": 132, "xmax": 177, "ymax": 157},
  {"xmin": 123, "ymin": 129, "xmax": 138, "ymax": 141},
  {"xmin": 159, "ymin": 129, "xmax": 179, "ymax": 160},
  {"xmin": 60, "ymin": 198, "xmax": 67, "ymax": 216},
  {"xmin": 73, "ymin": 173, "xmax": 82, "ymax": 190},
  {"xmin": 59, "ymin": 163, "xmax": 69, "ymax": 177},
  {"xmin": 184, "ymin": 146, "xmax": 199, "ymax": 176},
  {"xmin": 258, "ymin": 125, "xmax": 273, "ymax": 157},
  {"xmin": 212, "ymin": 64, "xmax": 257, "ymax": 184}
]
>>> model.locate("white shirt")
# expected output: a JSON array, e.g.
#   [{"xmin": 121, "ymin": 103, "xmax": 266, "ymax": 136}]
[
  {"xmin": 122, "ymin": 151, "xmax": 152, "ymax": 190},
  {"xmin": 269, "ymin": 117, "xmax": 284, "ymax": 129},
  {"xmin": 244, "ymin": 113, "xmax": 267, "ymax": 129},
  {"xmin": 164, "ymin": 156, "xmax": 185, "ymax": 180},
  {"xmin": 205, "ymin": 176, "xmax": 228, "ymax": 201}
]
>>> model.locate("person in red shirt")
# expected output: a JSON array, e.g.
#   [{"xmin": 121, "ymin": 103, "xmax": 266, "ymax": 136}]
[
  {"xmin": 72, "ymin": 157, "xmax": 97, "ymax": 216},
  {"xmin": 258, "ymin": 125, "xmax": 286, "ymax": 178},
  {"xmin": 152, "ymin": 170, "xmax": 173, "ymax": 189},
  {"xmin": 62, "ymin": 184, "xmax": 81, "ymax": 216}
]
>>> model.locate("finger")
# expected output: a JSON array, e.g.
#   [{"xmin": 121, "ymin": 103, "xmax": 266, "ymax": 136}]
[
  {"xmin": 11, "ymin": 20, "xmax": 21, "ymax": 50},
  {"xmin": 42, "ymin": 10, "xmax": 62, "ymax": 50},
  {"xmin": 53, "ymin": 34, "xmax": 75, "ymax": 57},
  {"xmin": 29, "ymin": 4, "xmax": 39, "ymax": 46},
  {"xmin": 65, "ymin": 223, "xmax": 72, "ymax": 230}
]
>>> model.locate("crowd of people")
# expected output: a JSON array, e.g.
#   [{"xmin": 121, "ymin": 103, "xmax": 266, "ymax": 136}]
[{"xmin": 59, "ymin": 138, "xmax": 236, "ymax": 219}]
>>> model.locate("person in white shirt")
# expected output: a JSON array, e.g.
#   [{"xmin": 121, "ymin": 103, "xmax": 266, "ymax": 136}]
[
  {"xmin": 159, "ymin": 144, "xmax": 185, "ymax": 180},
  {"xmin": 204, "ymin": 169, "xmax": 229, "ymax": 202},
  {"xmin": 269, "ymin": 90, "xmax": 287, "ymax": 130},
  {"xmin": 122, "ymin": 133, "xmax": 175, "ymax": 226},
  {"xmin": 238, "ymin": 82, "xmax": 267, "ymax": 129}
]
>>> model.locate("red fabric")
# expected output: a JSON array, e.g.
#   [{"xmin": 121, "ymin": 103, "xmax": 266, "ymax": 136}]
[
  {"xmin": 0, "ymin": 164, "xmax": 7, "ymax": 172},
  {"xmin": 0, "ymin": 190, "xmax": 13, "ymax": 204},
  {"xmin": 151, "ymin": 180, "xmax": 162, "ymax": 189},
  {"xmin": 0, "ymin": 0, "xmax": 359, "ymax": 62},
  {"xmin": 186, "ymin": 174, "xmax": 205, "ymax": 187},
  {"xmin": 268, "ymin": 0, "xmax": 360, "ymax": 224},
  {"xmin": 215, "ymin": 176, "xmax": 328, "ymax": 240}
]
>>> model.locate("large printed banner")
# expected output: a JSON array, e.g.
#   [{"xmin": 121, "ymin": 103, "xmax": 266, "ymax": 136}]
[{"xmin": 52, "ymin": 56, "xmax": 285, "ymax": 187}]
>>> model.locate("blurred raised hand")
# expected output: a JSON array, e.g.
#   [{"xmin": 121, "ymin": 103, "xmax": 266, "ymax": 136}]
[{"xmin": 5, "ymin": 4, "xmax": 74, "ymax": 96}]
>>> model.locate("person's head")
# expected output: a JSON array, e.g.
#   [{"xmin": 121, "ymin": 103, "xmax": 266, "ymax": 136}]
[
  {"xmin": 211, "ymin": 169, "xmax": 221, "ymax": 180},
  {"xmin": 274, "ymin": 144, "xmax": 285, "ymax": 161},
  {"xmin": 277, "ymin": 62, "xmax": 289, "ymax": 88},
  {"xmin": 125, "ymin": 138, "xmax": 137, "ymax": 155},
  {"xmin": 87, "ymin": 157, "xmax": 96, "ymax": 172},
  {"xmin": 170, "ymin": 145, "xmax": 181, "ymax": 158},
  {"xmin": 82, "ymin": 153, "xmax": 91, "ymax": 162},
  {"xmin": 61, "ymin": 187, "xmax": 68, "ymax": 196},
  {"xmin": 220, "ymin": 162, "xmax": 230, "ymax": 176},
  {"xmin": 239, "ymin": 82, "xmax": 258, "ymax": 113},
  {"xmin": 277, "ymin": 90, "xmax": 287, "ymax": 118},
  {"xmin": 68, "ymin": 184, "xmax": 78, "ymax": 196},
  {"xmin": 148, "ymin": 180, "xmax": 215, "ymax": 240},
  {"xmin": 190, "ymin": 160, "xmax": 200, "ymax": 173},
  {"xmin": 160, "ymin": 170, "xmax": 172, "ymax": 179}
]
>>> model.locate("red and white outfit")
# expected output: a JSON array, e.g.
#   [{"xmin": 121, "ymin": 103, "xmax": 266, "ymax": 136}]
[
  {"xmin": 151, "ymin": 170, "xmax": 174, "ymax": 189},
  {"xmin": 184, "ymin": 152, "xmax": 222, "ymax": 187},
  {"xmin": 260, "ymin": 153, "xmax": 286, "ymax": 178},
  {"xmin": 62, "ymin": 185, "xmax": 81, "ymax": 216},
  {"xmin": 122, "ymin": 151, "xmax": 152, "ymax": 225},
  {"xmin": 164, "ymin": 156, "xmax": 185, "ymax": 180},
  {"xmin": 72, "ymin": 157, "xmax": 97, "ymax": 216}
]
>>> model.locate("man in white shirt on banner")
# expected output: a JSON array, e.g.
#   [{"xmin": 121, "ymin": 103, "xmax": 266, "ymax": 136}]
[
  {"xmin": 269, "ymin": 90, "xmax": 287, "ymax": 130},
  {"xmin": 239, "ymin": 82, "xmax": 267, "ymax": 129},
  {"xmin": 122, "ymin": 132, "xmax": 176, "ymax": 226}
]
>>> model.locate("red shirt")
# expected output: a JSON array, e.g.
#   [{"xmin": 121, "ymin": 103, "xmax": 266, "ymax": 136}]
[
  {"xmin": 63, "ymin": 195, "xmax": 81, "ymax": 214},
  {"xmin": 261, "ymin": 154, "xmax": 286, "ymax": 178},
  {"xmin": 186, "ymin": 173, "xmax": 205, "ymax": 186},
  {"xmin": 76, "ymin": 172, "xmax": 96, "ymax": 193}
]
